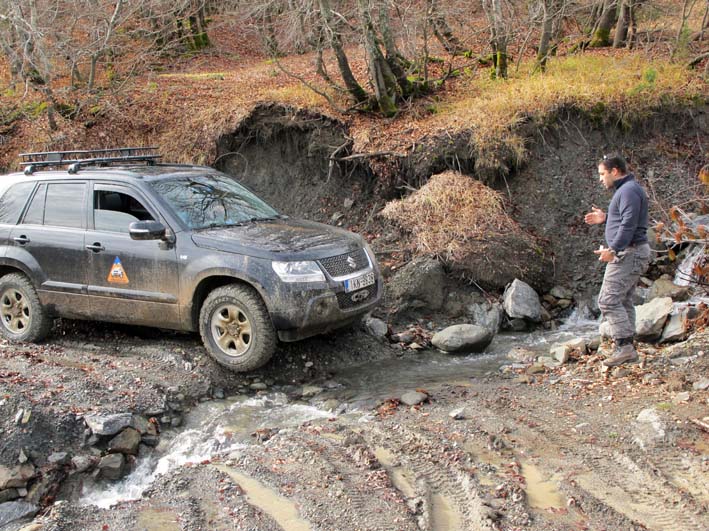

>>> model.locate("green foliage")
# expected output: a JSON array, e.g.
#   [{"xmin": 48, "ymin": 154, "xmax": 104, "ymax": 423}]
[
  {"xmin": 589, "ymin": 28, "xmax": 611, "ymax": 48},
  {"xmin": 55, "ymin": 102, "xmax": 78, "ymax": 119},
  {"xmin": 656, "ymin": 402, "xmax": 672, "ymax": 411},
  {"xmin": 26, "ymin": 101, "xmax": 48, "ymax": 118},
  {"xmin": 146, "ymin": 81, "xmax": 158, "ymax": 92},
  {"xmin": 629, "ymin": 67, "xmax": 658, "ymax": 96}
]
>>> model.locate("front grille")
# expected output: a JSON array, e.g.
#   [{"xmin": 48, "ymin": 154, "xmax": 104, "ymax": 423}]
[
  {"xmin": 336, "ymin": 283, "xmax": 378, "ymax": 311},
  {"xmin": 318, "ymin": 248, "xmax": 369, "ymax": 278}
]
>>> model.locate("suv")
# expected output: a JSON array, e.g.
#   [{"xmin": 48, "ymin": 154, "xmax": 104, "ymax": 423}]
[{"xmin": 0, "ymin": 148, "xmax": 382, "ymax": 371}]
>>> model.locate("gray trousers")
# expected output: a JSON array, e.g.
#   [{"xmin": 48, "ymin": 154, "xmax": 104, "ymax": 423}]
[{"xmin": 597, "ymin": 243, "xmax": 651, "ymax": 340}]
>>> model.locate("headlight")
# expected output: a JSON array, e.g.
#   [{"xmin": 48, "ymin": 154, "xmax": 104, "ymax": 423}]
[{"xmin": 272, "ymin": 261, "xmax": 326, "ymax": 283}]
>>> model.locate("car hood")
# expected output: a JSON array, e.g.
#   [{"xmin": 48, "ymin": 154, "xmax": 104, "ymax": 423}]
[{"xmin": 190, "ymin": 218, "xmax": 363, "ymax": 260}]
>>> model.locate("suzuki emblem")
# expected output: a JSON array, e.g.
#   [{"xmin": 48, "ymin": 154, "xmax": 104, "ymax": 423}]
[
  {"xmin": 347, "ymin": 256, "xmax": 357, "ymax": 269},
  {"xmin": 351, "ymin": 290, "xmax": 370, "ymax": 303}
]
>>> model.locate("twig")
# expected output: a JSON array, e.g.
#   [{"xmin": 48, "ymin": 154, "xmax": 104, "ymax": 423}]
[
  {"xmin": 327, "ymin": 141, "xmax": 350, "ymax": 183},
  {"xmin": 334, "ymin": 151, "xmax": 406, "ymax": 161},
  {"xmin": 690, "ymin": 418, "xmax": 709, "ymax": 433}
]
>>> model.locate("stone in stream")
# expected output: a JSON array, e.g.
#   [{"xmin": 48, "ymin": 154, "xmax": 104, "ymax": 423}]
[
  {"xmin": 549, "ymin": 337, "xmax": 587, "ymax": 364},
  {"xmin": 400, "ymin": 391, "xmax": 428, "ymax": 406},
  {"xmin": 431, "ymin": 324, "xmax": 493, "ymax": 353},
  {"xmin": 0, "ymin": 501, "xmax": 38, "ymax": 528},
  {"xmin": 108, "ymin": 428, "xmax": 141, "ymax": 455},
  {"xmin": 503, "ymin": 279, "xmax": 543, "ymax": 322},
  {"xmin": 71, "ymin": 456, "xmax": 96, "ymax": 474},
  {"xmin": 98, "ymin": 453, "xmax": 125, "ymax": 480},
  {"xmin": 466, "ymin": 301, "xmax": 504, "ymax": 333},
  {"xmin": 47, "ymin": 452, "xmax": 71, "ymax": 466},
  {"xmin": 84, "ymin": 413, "xmax": 132, "ymax": 436}
]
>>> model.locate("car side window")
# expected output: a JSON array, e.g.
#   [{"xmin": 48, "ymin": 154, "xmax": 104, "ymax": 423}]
[
  {"xmin": 0, "ymin": 182, "xmax": 35, "ymax": 224},
  {"xmin": 23, "ymin": 184, "xmax": 47, "ymax": 225},
  {"xmin": 44, "ymin": 183, "xmax": 85, "ymax": 228},
  {"xmin": 94, "ymin": 189, "xmax": 155, "ymax": 233}
]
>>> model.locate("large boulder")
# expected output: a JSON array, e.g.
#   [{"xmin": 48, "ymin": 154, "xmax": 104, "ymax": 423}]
[
  {"xmin": 646, "ymin": 278, "xmax": 690, "ymax": 302},
  {"xmin": 635, "ymin": 297, "xmax": 674, "ymax": 339},
  {"xmin": 660, "ymin": 307, "xmax": 690, "ymax": 343},
  {"xmin": 388, "ymin": 257, "xmax": 446, "ymax": 311},
  {"xmin": 431, "ymin": 324, "xmax": 494, "ymax": 353},
  {"xmin": 503, "ymin": 279, "xmax": 542, "ymax": 322},
  {"xmin": 466, "ymin": 301, "xmax": 504, "ymax": 333}
]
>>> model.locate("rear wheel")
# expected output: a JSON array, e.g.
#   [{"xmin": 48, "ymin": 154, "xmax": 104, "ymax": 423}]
[
  {"xmin": 199, "ymin": 284, "xmax": 276, "ymax": 372},
  {"xmin": 0, "ymin": 273, "xmax": 52, "ymax": 343}
]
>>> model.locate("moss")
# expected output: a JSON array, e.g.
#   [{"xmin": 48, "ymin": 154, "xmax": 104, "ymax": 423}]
[{"xmin": 589, "ymin": 28, "xmax": 611, "ymax": 48}]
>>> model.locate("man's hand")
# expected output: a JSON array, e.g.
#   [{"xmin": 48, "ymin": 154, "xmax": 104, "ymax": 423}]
[
  {"xmin": 584, "ymin": 206, "xmax": 606, "ymax": 225},
  {"xmin": 594, "ymin": 246, "xmax": 615, "ymax": 262}
]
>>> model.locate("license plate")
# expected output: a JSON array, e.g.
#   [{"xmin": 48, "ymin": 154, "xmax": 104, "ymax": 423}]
[{"xmin": 344, "ymin": 272, "xmax": 375, "ymax": 293}]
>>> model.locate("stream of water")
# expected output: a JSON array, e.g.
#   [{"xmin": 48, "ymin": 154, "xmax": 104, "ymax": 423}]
[{"xmin": 81, "ymin": 313, "xmax": 601, "ymax": 508}]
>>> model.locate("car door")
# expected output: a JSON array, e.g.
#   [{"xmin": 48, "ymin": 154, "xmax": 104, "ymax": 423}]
[
  {"xmin": 85, "ymin": 183, "xmax": 181, "ymax": 329},
  {"xmin": 9, "ymin": 181, "xmax": 92, "ymax": 318}
]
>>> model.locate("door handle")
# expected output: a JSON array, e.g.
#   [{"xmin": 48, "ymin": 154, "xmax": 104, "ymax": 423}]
[
  {"xmin": 86, "ymin": 242, "xmax": 105, "ymax": 252},
  {"xmin": 13, "ymin": 235, "xmax": 30, "ymax": 244}
]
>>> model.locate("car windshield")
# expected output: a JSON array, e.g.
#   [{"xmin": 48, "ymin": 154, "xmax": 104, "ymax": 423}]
[{"xmin": 150, "ymin": 174, "xmax": 281, "ymax": 230}]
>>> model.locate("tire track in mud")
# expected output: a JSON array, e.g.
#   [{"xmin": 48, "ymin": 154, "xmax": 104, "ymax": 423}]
[
  {"xmin": 355, "ymin": 421, "xmax": 499, "ymax": 531},
  {"xmin": 470, "ymin": 391, "xmax": 709, "ymax": 531},
  {"xmin": 226, "ymin": 426, "xmax": 421, "ymax": 531}
]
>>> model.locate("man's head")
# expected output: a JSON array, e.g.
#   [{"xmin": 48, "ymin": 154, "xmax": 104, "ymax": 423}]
[{"xmin": 597, "ymin": 154, "xmax": 627, "ymax": 189}]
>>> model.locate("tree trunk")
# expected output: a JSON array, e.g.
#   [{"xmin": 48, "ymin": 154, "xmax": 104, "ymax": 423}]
[
  {"xmin": 378, "ymin": 1, "xmax": 410, "ymax": 93},
  {"xmin": 359, "ymin": 0, "xmax": 398, "ymax": 116},
  {"xmin": 489, "ymin": 0, "xmax": 508, "ymax": 79},
  {"xmin": 318, "ymin": 0, "xmax": 368, "ymax": 104},
  {"xmin": 536, "ymin": 0, "xmax": 558, "ymax": 72},
  {"xmin": 429, "ymin": 0, "xmax": 464, "ymax": 55},
  {"xmin": 613, "ymin": 0, "xmax": 630, "ymax": 47},
  {"xmin": 590, "ymin": 0, "xmax": 618, "ymax": 47}
]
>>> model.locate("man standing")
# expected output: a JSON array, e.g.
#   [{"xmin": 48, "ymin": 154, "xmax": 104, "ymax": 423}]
[{"xmin": 585, "ymin": 154, "xmax": 651, "ymax": 367}]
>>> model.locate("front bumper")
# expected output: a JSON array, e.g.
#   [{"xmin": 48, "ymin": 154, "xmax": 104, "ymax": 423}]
[{"xmin": 268, "ymin": 274, "xmax": 383, "ymax": 342}]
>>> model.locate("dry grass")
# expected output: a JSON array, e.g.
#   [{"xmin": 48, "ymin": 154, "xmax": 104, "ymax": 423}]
[
  {"xmin": 427, "ymin": 54, "xmax": 706, "ymax": 171},
  {"xmin": 381, "ymin": 170, "xmax": 528, "ymax": 260}
]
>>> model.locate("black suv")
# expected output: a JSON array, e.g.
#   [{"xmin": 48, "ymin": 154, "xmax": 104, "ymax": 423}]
[{"xmin": 0, "ymin": 148, "xmax": 382, "ymax": 371}]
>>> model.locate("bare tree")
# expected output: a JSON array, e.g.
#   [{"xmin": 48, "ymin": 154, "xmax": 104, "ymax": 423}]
[
  {"xmin": 589, "ymin": 0, "xmax": 618, "ymax": 47},
  {"xmin": 482, "ymin": 0, "xmax": 513, "ymax": 79}
]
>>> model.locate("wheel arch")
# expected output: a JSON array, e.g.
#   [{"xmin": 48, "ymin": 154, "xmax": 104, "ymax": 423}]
[{"xmin": 190, "ymin": 275, "xmax": 273, "ymax": 332}]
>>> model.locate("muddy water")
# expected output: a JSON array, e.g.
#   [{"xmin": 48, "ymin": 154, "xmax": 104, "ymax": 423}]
[{"xmin": 81, "ymin": 315, "xmax": 599, "ymax": 510}]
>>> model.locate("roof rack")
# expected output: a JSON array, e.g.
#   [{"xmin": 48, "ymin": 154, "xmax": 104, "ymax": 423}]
[{"xmin": 19, "ymin": 147, "xmax": 161, "ymax": 175}]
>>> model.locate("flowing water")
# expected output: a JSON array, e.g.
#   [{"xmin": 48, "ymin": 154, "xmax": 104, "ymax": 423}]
[{"xmin": 81, "ymin": 313, "xmax": 600, "ymax": 509}]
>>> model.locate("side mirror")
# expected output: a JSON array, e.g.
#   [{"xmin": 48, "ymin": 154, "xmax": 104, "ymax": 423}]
[{"xmin": 129, "ymin": 220, "xmax": 166, "ymax": 241}]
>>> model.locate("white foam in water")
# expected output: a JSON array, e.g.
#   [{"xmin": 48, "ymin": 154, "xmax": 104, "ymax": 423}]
[{"xmin": 81, "ymin": 395, "xmax": 333, "ymax": 508}]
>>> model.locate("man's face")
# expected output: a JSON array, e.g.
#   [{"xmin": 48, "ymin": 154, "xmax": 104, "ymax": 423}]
[{"xmin": 598, "ymin": 164, "xmax": 616, "ymax": 189}]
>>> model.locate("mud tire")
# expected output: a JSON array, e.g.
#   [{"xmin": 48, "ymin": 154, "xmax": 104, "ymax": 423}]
[
  {"xmin": 199, "ymin": 283, "xmax": 276, "ymax": 372},
  {"xmin": 0, "ymin": 272, "xmax": 52, "ymax": 343}
]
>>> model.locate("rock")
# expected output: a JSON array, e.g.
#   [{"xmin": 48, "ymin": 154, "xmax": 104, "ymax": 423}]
[
  {"xmin": 364, "ymin": 316, "xmax": 388, "ymax": 339},
  {"xmin": 587, "ymin": 336, "xmax": 601, "ymax": 351},
  {"xmin": 409, "ymin": 342, "xmax": 424, "ymax": 350},
  {"xmin": 250, "ymin": 383, "xmax": 268, "ymax": 391},
  {"xmin": 538, "ymin": 356, "xmax": 560, "ymax": 368},
  {"xmin": 130, "ymin": 415, "xmax": 157, "ymax": 436},
  {"xmin": 556, "ymin": 299, "xmax": 573, "ymax": 309},
  {"xmin": 431, "ymin": 324, "xmax": 494, "ymax": 353},
  {"xmin": 141, "ymin": 435, "xmax": 160, "ymax": 447},
  {"xmin": 449, "ymin": 407, "xmax": 466, "ymax": 420},
  {"xmin": 611, "ymin": 367, "xmax": 629, "ymax": 378},
  {"xmin": 388, "ymin": 257, "xmax": 446, "ymax": 311},
  {"xmin": 672, "ymin": 392, "xmax": 690, "ymax": 404},
  {"xmin": 0, "ymin": 465, "xmax": 35, "ymax": 490},
  {"xmin": 108, "ymin": 428, "xmax": 141, "ymax": 455},
  {"xmin": 549, "ymin": 344, "xmax": 571, "ymax": 364},
  {"xmin": 550, "ymin": 286, "xmax": 573, "ymax": 300},
  {"xmin": 84, "ymin": 413, "xmax": 132, "ymax": 436},
  {"xmin": 0, "ymin": 489, "xmax": 19, "ymax": 503},
  {"xmin": 635, "ymin": 297, "xmax": 674, "ymax": 339},
  {"xmin": 343, "ymin": 198, "xmax": 354, "ymax": 209},
  {"xmin": 71, "ymin": 456, "xmax": 96, "ymax": 474},
  {"xmin": 98, "ymin": 453, "xmax": 125, "ymax": 480},
  {"xmin": 47, "ymin": 452, "xmax": 70, "ymax": 466},
  {"xmin": 503, "ymin": 279, "xmax": 542, "ymax": 322},
  {"xmin": 527, "ymin": 364, "xmax": 546, "ymax": 374},
  {"xmin": 301, "ymin": 385, "xmax": 323, "ymax": 398},
  {"xmin": 506, "ymin": 347, "xmax": 535, "ymax": 362},
  {"xmin": 632, "ymin": 408, "xmax": 667, "ymax": 450},
  {"xmin": 693, "ymin": 378, "xmax": 709, "ymax": 391},
  {"xmin": 400, "ymin": 391, "xmax": 428, "ymax": 406},
  {"xmin": 660, "ymin": 307, "xmax": 690, "ymax": 343},
  {"xmin": 646, "ymin": 278, "xmax": 690, "ymax": 302},
  {"xmin": 467, "ymin": 301, "xmax": 504, "ymax": 333},
  {"xmin": 0, "ymin": 501, "xmax": 38, "ymax": 527}
]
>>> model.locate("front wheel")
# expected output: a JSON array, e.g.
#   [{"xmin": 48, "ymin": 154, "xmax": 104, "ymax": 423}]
[
  {"xmin": 0, "ymin": 273, "xmax": 53, "ymax": 343},
  {"xmin": 199, "ymin": 284, "xmax": 276, "ymax": 372}
]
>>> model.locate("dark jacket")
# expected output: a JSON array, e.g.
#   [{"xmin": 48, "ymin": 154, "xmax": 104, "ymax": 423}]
[{"xmin": 605, "ymin": 173, "xmax": 648, "ymax": 253}]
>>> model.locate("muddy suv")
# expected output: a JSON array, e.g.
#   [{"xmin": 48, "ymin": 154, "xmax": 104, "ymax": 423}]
[{"xmin": 0, "ymin": 148, "xmax": 382, "ymax": 371}]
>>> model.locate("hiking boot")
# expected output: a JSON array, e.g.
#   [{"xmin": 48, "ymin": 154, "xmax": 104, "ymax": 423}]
[{"xmin": 602, "ymin": 344, "xmax": 639, "ymax": 367}]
